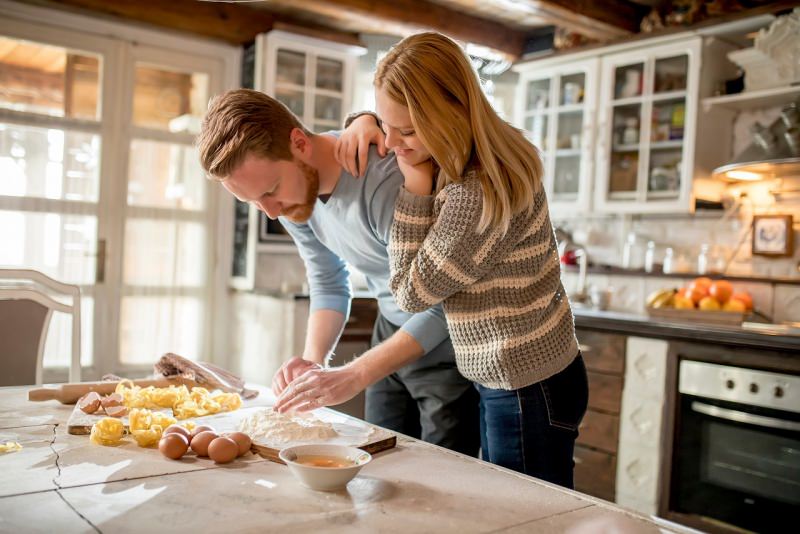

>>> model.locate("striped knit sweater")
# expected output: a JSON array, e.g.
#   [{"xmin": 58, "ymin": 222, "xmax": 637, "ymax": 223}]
[{"xmin": 389, "ymin": 172, "xmax": 579, "ymax": 390}]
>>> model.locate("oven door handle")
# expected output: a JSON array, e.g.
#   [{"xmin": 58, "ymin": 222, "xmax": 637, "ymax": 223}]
[{"xmin": 691, "ymin": 401, "xmax": 800, "ymax": 432}]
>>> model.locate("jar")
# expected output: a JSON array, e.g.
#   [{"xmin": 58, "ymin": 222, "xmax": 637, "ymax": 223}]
[{"xmin": 662, "ymin": 247, "xmax": 674, "ymax": 274}]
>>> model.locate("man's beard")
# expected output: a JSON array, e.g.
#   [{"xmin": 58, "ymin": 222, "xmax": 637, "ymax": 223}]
[{"xmin": 282, "ymin": 160, "xmax": 320, "ymax": 223}]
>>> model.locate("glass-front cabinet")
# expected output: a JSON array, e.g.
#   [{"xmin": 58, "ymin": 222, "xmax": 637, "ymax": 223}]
[
  {"xmin": 595, "ymin": 38, "xmax": 701, "ymax": 213},
  {"xmin": 515, "ymin": 59, "xmax": 598, "ymax": 216},
  {"xmin": 256, "ymin": 31, "xmax": 362, "ymax": 134}
]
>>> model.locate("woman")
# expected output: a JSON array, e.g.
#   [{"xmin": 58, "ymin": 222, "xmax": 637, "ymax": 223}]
[{"xmin": 279, "ymin": 32, "xmax": 587, "ymax": 488}]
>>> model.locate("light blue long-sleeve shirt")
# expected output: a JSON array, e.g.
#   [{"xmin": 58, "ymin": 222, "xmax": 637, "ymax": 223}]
[{"xmin": 279, "ymin": 142, "xmax": 449, "ymax": 353}]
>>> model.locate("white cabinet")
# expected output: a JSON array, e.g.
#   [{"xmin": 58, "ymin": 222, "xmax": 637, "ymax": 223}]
[
  {"xmin": 595, "ymin": 39, "xmax": 702, "ymax": 214},
  {"xmin": 255, "ymin": 30, "xmax": 364, "ymax": 133},
  {"xmin": 514, "ymin": 59, "xmax": 599, "ymax": 216}
]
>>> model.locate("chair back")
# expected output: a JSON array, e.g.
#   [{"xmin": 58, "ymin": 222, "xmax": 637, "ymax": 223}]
[{"xmin": 0, "ymin": 270, "xmax": 81, "ymax": 385}]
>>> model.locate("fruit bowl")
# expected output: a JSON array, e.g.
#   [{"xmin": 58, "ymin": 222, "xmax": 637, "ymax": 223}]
[{"xmin": 646, "ymin": 306, "xmax": 747, "ymax": 326}]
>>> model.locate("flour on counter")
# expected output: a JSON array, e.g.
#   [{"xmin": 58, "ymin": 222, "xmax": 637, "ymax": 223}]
[{"xmin": 238, "ymin": 408, "xmax": 338, "ymax": 444}]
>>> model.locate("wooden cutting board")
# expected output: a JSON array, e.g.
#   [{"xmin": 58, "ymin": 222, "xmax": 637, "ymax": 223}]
[{"xmin": 67, "ymin": 403, "xmax": 396, "ymax": 464}]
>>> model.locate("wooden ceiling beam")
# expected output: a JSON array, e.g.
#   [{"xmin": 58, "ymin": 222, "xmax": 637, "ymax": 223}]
[
  {"xmin": 512, "ymin": 0, "xmax": 648, "ymax": 40},
  {"xmin": 258, "ymin": 0, "xmax": 529, "ymax": 58},
  {"xmin": 31, "ymin": 0, "xmax": 277, "ymax": 45}
]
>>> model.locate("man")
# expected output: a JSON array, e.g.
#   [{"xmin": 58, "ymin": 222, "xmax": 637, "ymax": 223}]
[{"xmin": 198, "ymin": 89, "xmax": 479, "ymax": 456}]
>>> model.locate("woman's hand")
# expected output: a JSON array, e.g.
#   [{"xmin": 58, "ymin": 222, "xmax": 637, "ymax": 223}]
[
  {"xmin": 397, "ymin": 156, "xmax": 435, "ymax": 196},
  {"xmin": 273, "ymin": 365, "xmax": 367, "ymax": 413},
  {"xmin": 335, "ymin": 114, "xmax": 386, "ymax": 177}
]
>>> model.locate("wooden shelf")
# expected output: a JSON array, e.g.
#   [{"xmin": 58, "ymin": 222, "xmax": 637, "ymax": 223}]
[
  {"xmin": 650, "ymin": 140, "xmax": 683, "ymax": 150},
  {"xmin": 701, "ymin": 85, "xmax": 800, "ymax": 111}
]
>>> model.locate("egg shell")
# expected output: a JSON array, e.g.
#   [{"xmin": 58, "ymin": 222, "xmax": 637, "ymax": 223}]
[
  {"xmin": 190, "ymin": 431, "xmax": 218, "ymax": 457},
  {"xmin": 100, "ymin": 393, "xmax": 123, "ymax": 408},
  {"xmin": 159, "ymin": 433, "xmax": 189, "ymax": 460},
  {"xmin": 164, "ymin": 425, "xmax": 192, "ymax": 442},
  {"xmin": 191, "ymin": 425, "xmax": 216, "ymax": 438},
  {"xmin": 225, "ymin": 432, "xmax": 252, "ymax": 456},
  {"xmin": 208, "ymin": 436, "xmax": 238, "ymax": 464}
]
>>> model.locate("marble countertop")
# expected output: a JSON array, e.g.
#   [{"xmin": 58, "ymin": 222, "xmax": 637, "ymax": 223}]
[
  {"xmin": 573, "ymin": 308, "xmax": 800, "ymax": 352},
  {"xmin": 0, "ymin": 385, "xmax": 699, "ymax": 533}
]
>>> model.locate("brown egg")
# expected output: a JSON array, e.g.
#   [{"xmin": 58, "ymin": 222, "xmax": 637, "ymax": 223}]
[
  {"xmin": 158, "ymin": 433, "xmax": 189, "ymax": 460},
  {"xmin": 225, "ymin": 432, "xmax": 252, "ymax": 457},
  {"xmin": 190, "ymin": 431, "xmax": 218, "ymax": 457},
  {"xmin": 163, "ymin": 425, "xmax": 192, "ymax": 442},
  {"xmin": 208, "ymin": 436, "xmax": 238, "ymax": 464},
  {"xmin": 191, "ymin": 425, "xmax": 216, "ymax": 439}
]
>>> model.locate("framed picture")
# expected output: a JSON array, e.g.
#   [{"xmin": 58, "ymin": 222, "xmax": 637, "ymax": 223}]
[{"xmin": 752, "ymin": 214, "xmax": 794, "ymax": 257}]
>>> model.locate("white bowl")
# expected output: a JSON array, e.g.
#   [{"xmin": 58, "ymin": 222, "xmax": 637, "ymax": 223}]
[{"xmin": 279, "ymin": 444, "xmax": 371, "ymax": 491}]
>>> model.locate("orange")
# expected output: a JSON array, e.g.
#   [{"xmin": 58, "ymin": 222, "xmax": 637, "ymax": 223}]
[
  {"xmin": 709, "ymin": 280, "xmax": 733, "ymax": 303},
  {"xmin": 723, "ymin": 299, "xmax": 747, "ymax": 312},
  {"xmin": 686, "ymin": 283, "xmax": 708, "ymax": 304},
  {"xmin": 698, "ymin": 296, "xmax": 721, "ymax": 311},
  {"xmin": 674, "ymin": 295, "xmax": 695, "ymax": 309},
  {"xmin": 693, "ymin": 277, "xmax": 713, "ymax": 290},
  {"xmin": 730, "ymin": 292, "xmax": 753, "ymax": 311}
]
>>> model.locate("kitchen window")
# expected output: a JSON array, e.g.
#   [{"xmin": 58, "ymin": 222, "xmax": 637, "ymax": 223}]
[{"xmin": 0, "ymin": 5, "xmax": 238, "ymax": 380}]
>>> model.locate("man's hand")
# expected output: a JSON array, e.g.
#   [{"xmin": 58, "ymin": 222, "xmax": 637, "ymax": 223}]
[
  {"xmin": 274, "ymin": 365, "xmax": 367, "ymax": 413},
  {"xmin": 271, "ymin": 357, "xmax": 321, "ymax": 397},
  {"xmin": 335, "ymin": 114, "xmax": 386, "ymax": 177},
  {"xmin": 397, "ymin": 157, "xmax": 435, "ymax": 196}
]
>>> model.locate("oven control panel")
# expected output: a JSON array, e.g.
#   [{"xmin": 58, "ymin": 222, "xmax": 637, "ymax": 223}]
[{"xmin": 679, "ymin": 360, "xmax": 799, "ymax": 413}]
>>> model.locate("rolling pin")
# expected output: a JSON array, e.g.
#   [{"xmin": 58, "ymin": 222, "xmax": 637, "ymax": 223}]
[{"xmin": 28, "ymin": 377, "xmax": 199, "ymax": 404}]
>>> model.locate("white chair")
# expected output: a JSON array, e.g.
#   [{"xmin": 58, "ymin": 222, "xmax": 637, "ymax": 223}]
[{"xmin": 0, "ymin": 269, "xmax": 81, "ymax": 385}]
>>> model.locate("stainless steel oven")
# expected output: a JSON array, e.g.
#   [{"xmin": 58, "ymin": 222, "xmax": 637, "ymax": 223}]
[{"xmin": 670, "ymin": 360, "xmax": 800, "ymax": 533}]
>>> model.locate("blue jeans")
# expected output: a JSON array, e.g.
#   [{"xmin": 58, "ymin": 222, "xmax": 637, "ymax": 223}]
[{"xmin": 475, "ymin": 353, "xmax": 588, "ymax": 488}]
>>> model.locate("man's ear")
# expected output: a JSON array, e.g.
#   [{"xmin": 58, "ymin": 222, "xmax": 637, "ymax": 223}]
[{"xmin": 289, "ymin": 128, "xmax": 311, "ymax": 160}]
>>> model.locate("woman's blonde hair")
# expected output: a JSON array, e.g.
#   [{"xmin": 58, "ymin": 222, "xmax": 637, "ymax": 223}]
[{"xmin": 375, "ymin": 32, "xmax": 543, "ymax": 234}]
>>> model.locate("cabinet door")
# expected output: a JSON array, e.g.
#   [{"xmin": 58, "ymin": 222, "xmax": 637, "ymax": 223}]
[
  {"xmin": 253, "ymin": 31, "xmax": 362, "ymax": 253},
  {"xmin": 256, "ymin": 31, "xmax": 358, "ymax": 134},
  {"xmin": 595, "ymin": 39, "xmax": 701, "ymax": 214},
  {"xmin": 516, "ymin": 59, "xmax": 598, "ymax": 217}
]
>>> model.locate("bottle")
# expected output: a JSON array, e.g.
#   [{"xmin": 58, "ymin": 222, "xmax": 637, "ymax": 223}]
[
  {"xmin": 697, "ymin": 243, "xmax": 709, "ymax": 275},
  {"xmin": 644, "ymin": 241, "xmax": 656, "ymax": 273},
  {"xmin": 622, "ymin": 232, "xmax": 635, "ymax": 269},
  {"xmin": 662, "ymin": 247, "xmax": 674, "ymax": 274}
]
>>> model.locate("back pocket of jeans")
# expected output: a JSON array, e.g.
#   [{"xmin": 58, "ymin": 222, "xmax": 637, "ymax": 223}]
[{"xmin": 539, "ymin": 355, "xmax": 588, "ymax": 431}]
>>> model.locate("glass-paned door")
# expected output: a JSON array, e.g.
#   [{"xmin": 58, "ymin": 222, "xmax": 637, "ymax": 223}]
[
  {"xmin": 596, "ymin": 39, "xmax": 699, "ymax": 213},
  {"xmin": 517, "ymin": 59, "xmax": 597, "ymax": 216},
  {"xmin": 271, "ymin": 45, "xmax": 346, "ymax": 134},
  {"xmin": 0, "ymin": 31, "xmax": 108, "ymax": 373},
  {"xmin": 118, "ymin": 48, "xmax": 219, "ymax": 368},
  {"xmin": 1, "ymin": 16, "xmax": 229, "ymax": 380},
  {"xmin": 647, "ymin": 55, "xmax": 688, "ymax": 200}
]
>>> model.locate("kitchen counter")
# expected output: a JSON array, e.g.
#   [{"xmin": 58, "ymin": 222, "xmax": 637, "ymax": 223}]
[
  {"xmin": 0, "ymin": 385, "xmax": 697, "ymax": 533},
  {"xmin": 573, "ymin": 308, "xmax": 800, "ymax": 352}
]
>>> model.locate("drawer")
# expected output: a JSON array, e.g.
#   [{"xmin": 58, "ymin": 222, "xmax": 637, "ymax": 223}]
[
  {"xmin": 587, "ymin": 371, "xmax": 623, "ymax": 414},
  {"xmin": 577, "ymin": 409, "xmax": 619, "ymax": 454},
  {"xmin": 574, "ymin": 445, "xmax": 616, "ymax": 502},
  {"xmin": 577, "ymin": 329, "xmax": 626, "ymax": 374}
]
